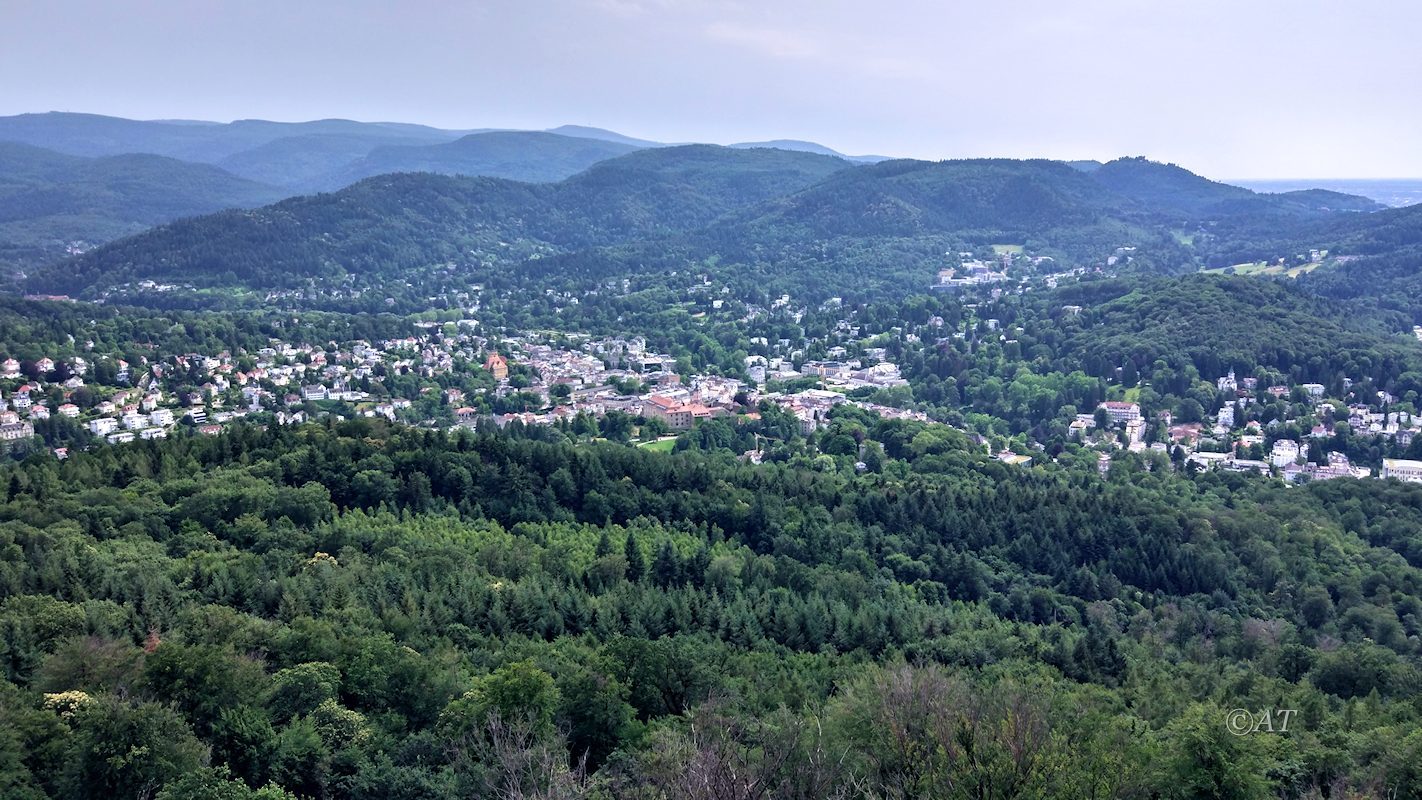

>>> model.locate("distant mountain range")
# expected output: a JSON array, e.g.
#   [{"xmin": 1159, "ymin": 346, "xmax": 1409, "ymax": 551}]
[
  {"xmin": 5, "ymin": 110, "xmax": 1419, "ymax": 316},
  {"xmin": 315, "ymin": 132, "xmax": 642, "ymax": 189},
  {"xmin": 0, "ymin": 112, "xmax": 900, "ymax": 271},
  {"xmin": 1089, "ymin": 157, "xmax": 1382, "ymax": 218},
  {"xmin": 728, "ymin": 140, "xmax": 889, "ymax": 163},
  {"xmin": 0, "ymin": 140, "xmax": 286, "ymax": 273},
  {"xmin": 22, "ymin": 143, "xmax": 1402, "ymax": 308},
  {"xmin": 1233, "ymin": 179, "xmax": 1422, "ymax": 209},
  {"xmin": 28, "ymin": 146, "xmax": 851, "ymax": 297},
  {"xmin": 0, "ymin": 112, "xmax": 884, "ymax": 190}
]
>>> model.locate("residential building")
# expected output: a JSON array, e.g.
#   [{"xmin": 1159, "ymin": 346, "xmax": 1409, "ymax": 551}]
[
  {"xmin": 484, "ymin": 353, "xmax": 509, "ymax": 381},
  {"xmin": 643, "ymin": 395, "xmax": 694, "ymax": 430},
  {"xmin": 1099, "ymin": 401, "xmax": 1141, "ymax": 425},
  {"xmin": 0, "ymin": 421, "xmax": 34, "ymax": 441},
  {"xmin": 1382, "ymin": 459, "xmax": 1422, "ymax": 483},
  {"xmin": 1270, "ymin": 439, "xmax": 1300, "ymax": 468}
]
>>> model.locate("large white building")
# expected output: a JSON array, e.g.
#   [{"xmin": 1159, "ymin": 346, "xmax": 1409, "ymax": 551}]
[
  {"xmin": 1382, "ymin": 459, "xmax": 1422, "ymax": 483},
  {"xmin": 1099, "ymin": 401, "xmax": 1141, "ymax": 425},
  {"xmin": 1271, "ymin": 439, "xmax": 1300, "ymax": 468}
]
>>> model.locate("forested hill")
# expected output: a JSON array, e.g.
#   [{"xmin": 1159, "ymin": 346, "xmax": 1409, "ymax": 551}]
[
  {"xmin": 211, "ymin": 133, "xmax": 456, "ymax": 192},
  {"xmin": 1293, "ymin": 203, "xmax": 1422, "ymax": 320},
  {"xmin": 0, "ymin": 142, "xmax": 286, "ymax": 275},
  {"xmin": 1090, "ymin": 157, "xmax": 1384, "ymax": 219},
  {"xmin": 1, "ymin": 416, "xmax": 1420, "ymax": 797},
  {"xmin": 1048, "ymin": 273, "xmax": 1422, "ymax": 387},
  {"xmin": 0, "ymin": 112, "xmax": 464, "ymax": 164},
  {"xmin": 734, "ymin": 158, "xmax": 1139, "ymax": 237},
  {"xmin": 315, "ymin": 131, "xmax": 643, "ymax": 189},
  {"xmin": 25, "ymin": 146, "xmax": 854, "ymax": 297},
  {"xmin": 19, "ymin": 148, "xmax": 1395, "ymax": 306},
  {"xmin": 1194, "ymin": 197, "xmax": 1422, "ymax": 321}
]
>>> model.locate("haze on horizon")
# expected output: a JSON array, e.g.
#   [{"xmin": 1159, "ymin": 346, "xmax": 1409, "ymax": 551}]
[{"xmin": 3, "ymin": 0, "xmax": 1417, "ymax": 180}]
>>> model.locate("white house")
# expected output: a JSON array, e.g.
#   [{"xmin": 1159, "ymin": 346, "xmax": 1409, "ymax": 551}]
[
  {"xmin": 1099, "ymin": 401, "xmax": 1141, "ymax": 425},
  {"xmin": 1270, "ymin": 439, "xmax": 1300, "ymax": 468},
  {"xmin": 1382, "ymin": 459, "xmax": 1422, "ymax": 483}
]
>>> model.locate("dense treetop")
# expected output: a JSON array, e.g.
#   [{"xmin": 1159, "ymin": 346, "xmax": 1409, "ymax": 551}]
[{"xmin": 0, "ymin": 415, "xmax": 1419, "ymax": 798}]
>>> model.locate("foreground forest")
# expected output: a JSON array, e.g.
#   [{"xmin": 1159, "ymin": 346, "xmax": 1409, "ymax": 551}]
[
  {"xmin": 1, "ymin": 416, "xmax": 1420, "ymax": 799},
  {"xmin": 4, "ymin": 113, "xmax": 1422, "ymax": 800}
]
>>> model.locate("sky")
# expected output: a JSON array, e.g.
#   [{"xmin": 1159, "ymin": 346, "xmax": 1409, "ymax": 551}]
[{"xmin": 2, "ymin": 0, "xmax": 1418, "ymax": 179}]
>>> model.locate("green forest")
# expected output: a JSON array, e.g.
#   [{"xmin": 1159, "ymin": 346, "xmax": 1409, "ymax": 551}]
[
  {"xmin": 1, "ymin": 417, "xmax": 1420, "ymax": 799},
  {"xmin": 4, "ymin": 112, "xmax": 1422, "ymax": 800},
  {"xmin": 25, "ymin": 148, "xmax": 1411, "ymax": 315}
]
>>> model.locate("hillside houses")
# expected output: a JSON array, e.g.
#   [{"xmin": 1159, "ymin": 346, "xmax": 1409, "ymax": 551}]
[{"xmin": 1099, "ymin": 401, "xmax": 1141, "ymax": 425}]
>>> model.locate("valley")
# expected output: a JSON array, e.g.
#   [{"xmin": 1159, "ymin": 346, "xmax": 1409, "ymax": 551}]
[{"xmin": 1, "ymin": 111, "xmax": 1422, "ymax": 799}]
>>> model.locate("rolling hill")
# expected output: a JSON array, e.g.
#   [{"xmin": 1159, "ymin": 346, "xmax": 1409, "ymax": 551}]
[
  {"xmin": 740, "ymin": 158, "xmax": 1140, "ymax": 238},
  {"xmin": 0, "ymin": 112, "xmax": 891, "ymax": 187},
  {"xmin": 1290, "ymin": 203, "xmax": 1422, "ymax": 319},
  {"xmin": 731, "ymin": 139, "xmax": 890, "ymax": 163},
  {"xmin": 213, "ymin": 132, "xmax": 450, "ymax": 190},
  {"xmin": 1089, "ymin": 157, "xmax": 1384, "ymax": 219},
  {"xmin": 545, "ymin": 124, "xmax": 664, "ymax": 147},
  {"xmin": 27, "ymin": 145, "xmax": 853, "ymax": 296},
  {"xmin": 1183, "ymin": 189, "xmax": 1422, "ymax": 319},
  {"xmin": 0, "ymin": 111, "xmax": 464, "ymax": 164},
  {"xmin": 1052, "ymin": 272, "xmax": 1420, "ymax": 381},
  {"xmin": 17, "ymin": 146, "xmax": 1396, "ymax": 311},
  {"xmin": 0, "ymin": 141, "xmax": 286, "ymax": 275},
  {"xmin": 642, "ymin": 157, "xmax": 1193, "ymax": 299},
  {"xmin": 317, "ymin": 131, "xmax": 644, "ymax": 189}
]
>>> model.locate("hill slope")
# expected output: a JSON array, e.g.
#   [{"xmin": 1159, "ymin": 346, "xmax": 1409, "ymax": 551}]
[
  {"xmin": 213, "ymin": 132, "xmax": 452, "ymax": 190},
  {"xmin": 318, "ymin": 131, "xmax": 643, "ymax": 188},
  {"xmin": 1052, "ymin": 272, "xmax": 1420, "ymax": 381},
  {"xmin": 29, "ymin": 145, "xmax": 852, "ymax": 296},
  {"xmin": 730, "ymin": 139, "xmax": 890, "ymax": 163},
  {"xmin": 0, "ymin": 111, "xmax": 463, "ymax": 163},
  {"xmin": 544, "ymin": 124, "xmax": 663, "ymax": 147},
  {"xmin": 746, "ymin": 158, "xmax": 1139, "ymax": 238},
  {"xmin": 1291, "ymin": 203, "xmax": 1422, "ymax": 319},
  {"xmin": 1090, "ymin": 157, "xmax": 1384, "ymax": 219},
  {"xmin": 22, "ymin": 149, "xmax": 1396, "ymax": 308},
  {"xmin": 0, "ymin": 142, "xmax": 286, "ymax": 275}
]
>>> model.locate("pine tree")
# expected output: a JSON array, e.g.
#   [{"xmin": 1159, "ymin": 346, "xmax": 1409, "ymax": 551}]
[
  {"xmin": 624, "ymin": 532, "xmax": 645, "ymax": 582},
  {"xmin": 652, "ymin": 542, "xmax": 681, "ymax": 588}
]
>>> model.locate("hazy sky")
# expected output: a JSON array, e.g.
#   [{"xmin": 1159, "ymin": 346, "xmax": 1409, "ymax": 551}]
[{"xmin": 3, "ymin": 0, "xmax": 1418, "ymax": 178}]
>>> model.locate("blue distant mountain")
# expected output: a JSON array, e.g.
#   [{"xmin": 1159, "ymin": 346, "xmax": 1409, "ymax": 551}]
[
  {"xmin": 731, "ymin": 139, "xmax": 889, "ymax": 163},
  {"xmin": 1232, "ymin": 178, "xmax": 1422, "ymax": 208}
]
